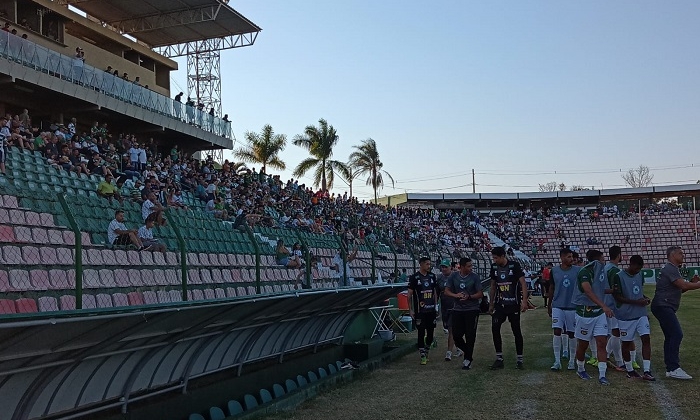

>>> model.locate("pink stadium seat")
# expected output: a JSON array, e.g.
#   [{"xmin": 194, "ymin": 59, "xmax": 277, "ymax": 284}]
[
  {"xmin": 169, "ymin": 290, "xmax": 182, "ymax": 302},
  {"xmin": 198, "ymin": 253, "xmax": 210, "ymax": 265},
  {"xmin": 39, "ymin": 247, "xmax": 58, "ymax": 265},
  {"xmin": 9, "ymin": 209, "xmax": 26, "ymax": 225},
  {"xmin": 190, "ymin": 289, "xmax": 204, "ymax": 301},
  {"xmin": 187, "ymin": 269, "xmax": 201, "ymax": 284},
  {"xmin": 22, "ymin": 246, "xmax": 41, "ymax": 264},
  {"xmin": 56, "ymin": 248, "xmax": 74, "ymax": 265},
  {"xmin": 2, "ymin": 245, "xmax": 24, "ymax": 265},
  {"xmin": 81, "ymin": 232, "xmax": 91, "ymax": 246},
  {"xmin": 226, "ymin": 287, "xmax": 236, "ymax": 297},
  {"xmin": 244, "ymin": 255, "xmax": 254, "ymax": 266},
  {"xmin": 152, "ymin": 252, "xmax": 166, "ymax": 265},
  {"xmin": 235, "ymin": 255, "xmax": 246, "ymax": 266},
  {"xmin": 153, "ymin": 269, "xmax": 167, "ymax": 285},
  {"xmin": 142, "ymin": 291, "xmax": 158, "ymax": 305},
  {"xmin": 31, "ymin": 228, "xmax": 49, "ymax": 244},
  {"xmin": 204, "ymin": 289, "xmax": 216, "ymax": 300},
  {"xmin": 231, "ymin": 269, "xmax": 243, "ymax": 282},
  {"xmin": 49, "ymin": 269, "xmax": 70, "ymax": 289},
  {"xmin": 241, "ymin": 269, "xmax": 252, "ymax": 282},
  {"xmin": 126, "ymin": 251, "xmax": 141, "ymax": 265},
  {"xmin": 199, "ymin": 269, "xmax": 212, "ymax": 284},
  {"xmin": 99, "ymin": 269, "xmax": 116, "ymax": 287},
  {"xmin": 59, "ymin": 295, "xmax": 76, "ymax": 310},
  {"xmin": 9, "ymin": 269, "xmax": 30, "ymax": 290},
  {"xmin": 85, "ymin": 249, "xmax": 104, "ymax": 265},
  {"xmin": 140, "ymin": 252, "xmax": 154, "ymax": 265},
  {"xmin": 2, "ymin": 195, "xmax": 18, "ymax": 208},
  {"xmin": 39, "ymin": 213, "xmax": 54, "ymax": 227},
  {"xmin": 127, "ymin": 269, "xmax": 143, "ymax": 286},
  {"xmin": 156, "ymin": 290, "xmax": 171, "ymax": 303},
  {"xmin": 211, "ymin": 269, "xmax": 223, "ymax": 283},
  {"xmin": 30, "ymin": 270, "xmax": 50, "ymax": 290},
  {"xmin": 114, "ymin": 250, "xmax": 129, "ymax": 265},
  {"xmin": 165, "ymin": 252, "xmax": 179, "ymax": 265},
  {"xmin": 127, "ymin": 292, "xmax": 144, "ymax": 306},
  {"xmin": 141, "ymin": 270, "xmax": 155, "ymax": 286},
  {"xmin": 82, "ymin": 270, "xmax": 100, "ymax": 288},
  {"xmin": 221, "ymin": 269, "xmax": 233, "ymax": 283},
  {"xmin": 96, "ymin": 293, "xmax": 113, "ymax": 308},
  {"xmin": 0, "ymin": 298, "xmax": 16, "ymax": 313},
  {"xmin": 0, "ymin": 270, "xmax": 9, "ymax": 292},
  {"xmin": 0, "ymin": 209, "xmax": 8, "ymax": 223},
  {"xmin": 112, "ymin": 293, "xmax": 129, "ymax": 307},
  {"xmin": 25, "ymin": 211, "xmax": 41, "ymax": 225},
  {"xmin": 236, "ymin": 287, "xmax": 247, "ymax": 296},
  {"xmin": 247, "ymin": 286, "xmax": 256, "ymax": 295},
  {"xmin": 14, "ymin": 226, "xmax": 32, "ymax": 243},
  {"xmin": 38, "ymin": 296, "xmax": 59, "ymax": 312},
  {"xmin": 82, "ymin": 294, "xmax": 97, "ymax": 309},
  {"xmin": 114, "ymin": 269, "xmax": 130, "ymax": 287},
  {"xmin": 101, "ymin": 249, "xmax": 117, "ymax": 265},
  {"xmin": 225, "ymin": 254, "xmax": 236, "ymax": 265},
  {"xmin": 47, "ymin": 229, "xmax": 63, "ymax": 245},
  {"xmin": 273, "ymin": 285, "xmax": 282, "ymax": 293},
  {"xmin": 62, "ymin": 230, "xmax": 75, "ymax": 245},
  {"xmin": 208, "ymin": 254, "xmax": 220, "ymax": 266},
  {"xmin": 214, "ymin": 288, "xmax": 226, "ymax": 299},
  {"xmin": 15, "ymin": 298, "xmax": 38, "ymax": 313},
  {"xmin": 187, "ymin": 253, "xmax": 200, "ymax": 266},
  {"xmin": 0, "ymin": 226, "xmax": 15, "ymax": 243},
  {"xmin": 164, "ymin": 269, "xmax": 178, "ymax": 285}
]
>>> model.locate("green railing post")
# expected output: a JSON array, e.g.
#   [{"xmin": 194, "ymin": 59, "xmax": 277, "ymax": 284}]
[
  {"xmin": 242, "ymin": 224, "xmax": 262, "ymax": 294},
  {"xmin": 293, "ymin": 231, "xmax": 312, "ymax": 288},
  {"xmin": 336, "ymin": 236, "xmax": 348, "ymax": 287},
  {"xmin": 58, "ymin": 194, "xmax": 82, "ymax": 309},
  {"xmin": 381, "ymin": 231, "xmax": 399, "ymax": 282},
  {"xmin": 369, "ymin": 243, "xmax": 377, "ymax": 283},
  {"xmin": 166, "ymin": 209, "xmax": 188, "ymax": 301}
]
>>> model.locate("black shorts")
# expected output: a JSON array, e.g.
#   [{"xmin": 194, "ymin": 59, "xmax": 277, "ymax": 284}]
[
  {"xmin": 492, "ymin": 306, "xmax": 521, "ymax": 326},
  {"xmin": 415, "ymin": 311, "xmax": 437, "ymax": 329},
  {"xmin": 113, "ymin": 234, "xmax": 131, "ymax": 246}
]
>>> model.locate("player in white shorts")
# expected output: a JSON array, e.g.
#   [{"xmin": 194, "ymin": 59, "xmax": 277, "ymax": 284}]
[
  {"xmin": 548, "ymin": 248, "xmax": 580, "ymax": 371},
  {"xmin": 572, "ymin": 250, "xmax": 614, "ymax": 385},
  {"xmin": 612, "ymin": 255, "xmax": 655, "ymax": 381},
  {"xmin": 602, "ymin": 246, "xmax": 625, "ymax": 371}
]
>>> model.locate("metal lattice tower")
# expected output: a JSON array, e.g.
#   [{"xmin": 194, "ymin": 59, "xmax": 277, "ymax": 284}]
[{"xmin": 187, "ymin": 41, "xmax": 222, "ymax": 117}]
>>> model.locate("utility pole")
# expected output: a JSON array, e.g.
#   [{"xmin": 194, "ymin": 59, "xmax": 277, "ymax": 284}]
[{"xmin": 472, "ymin": 169, "xmax": 476, "ymax": 193}]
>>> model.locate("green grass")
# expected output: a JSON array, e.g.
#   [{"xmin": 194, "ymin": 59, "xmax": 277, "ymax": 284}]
[{"xmin": 260, "ymin": 286, "xmax": 700, "ymax": 420}]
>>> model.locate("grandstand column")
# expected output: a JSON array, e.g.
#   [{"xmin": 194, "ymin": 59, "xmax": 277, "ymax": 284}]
[
  {"xmin": 58, "ymin": 194, "xmax": 83, "ymax": 309},
  {"xmin": 166, "ymin": 210, "xmax": 189, "ymax": 301},
  {"xmin": 369, "ymin": 243, "xmax": 377, "ymax": 284},
  {"xmin": 336, "ymin": 236, "xmax": 348, "ymax": 287},
  {"xmin": 293, "ymin": 231, "xmax": 312, "ymax": 288},
  {"xmin": 242, "ymin": 224, "xmax": 262, "ymax": 294}
]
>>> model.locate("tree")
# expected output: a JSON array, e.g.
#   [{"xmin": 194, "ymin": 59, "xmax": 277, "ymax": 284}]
[
  {"xmin": 292, "ymin": 118, "xmax": 349, "ymax": 191},
  {"xmin": 233, "ymin": 124, "xmax": 287, "ymax": 174},
  {"xmin": 570, "ymin": 185, "xmax": 591, "ymax": 191},
  {"xmin": 349, "ymin": 138, "xmax": 395, "ymax": 204},
  {"xmin": 622, "ymin": 165, "xmax": 654, "ymax": 188},
  {"xmin": 539, "ymin": 181, "xmax": 558, "ymax": 192}
]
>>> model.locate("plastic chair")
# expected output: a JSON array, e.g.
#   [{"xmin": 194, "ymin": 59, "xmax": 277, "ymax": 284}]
[
  {"xmin": 188, "ymin": 414, "xmax": 205, "ymax": 420},
  {"xmin": 209, "ymin": 407, "xmax": 226, "ymax": 420},
  {"xmin": 296, "ymin": 374, "xmax": 308, "ymax": 387},
  {"xmin": 272, "ymin": 383, "xmax": 285, "ymax": 399},
  {"xmin": 227, "ymin": 400, "xmax": 244, "ymax": 416},
  {"xmin": 284, "ymin": 379, "xmax": 297, "ymax": 393},
  {"xmin": 243, "ymin": 394, "xmax": 258, "ymax": 410},
  {"xmin": 259, "ymin": 388, "xmax": 273, "ymax": 404}
]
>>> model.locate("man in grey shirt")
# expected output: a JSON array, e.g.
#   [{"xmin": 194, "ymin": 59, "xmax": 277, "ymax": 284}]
[
  {"xmin": 444, "ymin": 257, "xmax": 483, "ymax": 370},
  {"xmin": 650, "ymin": 246, "xmax": 700, "ymax": 379}
]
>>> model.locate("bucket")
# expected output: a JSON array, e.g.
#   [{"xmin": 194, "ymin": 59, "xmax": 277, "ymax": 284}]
[
  {"xmin": 378, "ymin": 329, "xmax": 394, "ymax": 341},
  {"xmin": 397, "ymin": 291, "xmax": 409, "ymax": 310},
  {"xmin": 399, "ymin": 315, "xmax": 413, "ymax": 332}
]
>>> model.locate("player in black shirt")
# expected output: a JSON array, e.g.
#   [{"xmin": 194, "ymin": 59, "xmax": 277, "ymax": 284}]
[
  {"xmin": 408, "ymin": 256, "xmax": 440, "ymax": 365},
  {"xmin": 488, "ymin": 247, "xmax": 529, "ymax": 370}
]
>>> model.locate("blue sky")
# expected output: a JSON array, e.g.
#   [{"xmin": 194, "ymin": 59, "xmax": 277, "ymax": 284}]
[{"xmin": 170, "ymin": 1, "xmax": 700, "ymax": 200}]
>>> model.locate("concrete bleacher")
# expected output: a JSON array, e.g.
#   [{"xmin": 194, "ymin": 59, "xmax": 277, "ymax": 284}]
[
  {"xmin": 0, "ymin": 147, "xmax": 417, "ymax": 315},
  {"xmin": 528, "ymin": 212, "xmax": 700, "ymax": 268}
]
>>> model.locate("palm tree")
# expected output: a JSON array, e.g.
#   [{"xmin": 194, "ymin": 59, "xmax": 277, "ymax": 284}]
[
  {"xmin": 348, "ymin": 138, "xmax": 395, "ymax": 204},
  {"xmin": 292, "ymin": 118, "xmax": 349, "ymax": 191},
  {"xmin": 234, "ymin": 124, "xmax": 287, "ymax": 174}
]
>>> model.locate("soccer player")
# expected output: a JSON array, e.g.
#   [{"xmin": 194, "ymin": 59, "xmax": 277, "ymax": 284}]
[
  {"xmin": 611, "ymin": 255, "xmax": 655, "ymax": 380},
  {"xmin": 408, "ymin": 257, "xmax": 440, "ymax": 365},
  {"xmin": 651, "ymin": 246, "xmax": 700, "ymax": 379},
  {"xmin": 437, "ymin": 259, "xmax": 460, "ymax": 361},
  {"xmin": 488, "ymin": 247, "xmax": 528, "ymax": 370},
  {"xmin": 572, "ymin": 249, "xmax": 614, "ymax": 385},
  {"xmin": 444, "ymin": 257, "xmax": 483, "ymax": 370},
  {"xmin": 548, "ymin": 249, "xmax": 580, "ymax": 371},
  {"xmin": 603, "ymin": 246, "xmax": 626, "ymax": 372}
]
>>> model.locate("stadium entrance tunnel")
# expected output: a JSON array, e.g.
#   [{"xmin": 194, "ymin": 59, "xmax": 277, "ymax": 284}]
[{"xmin": 0, "ymin": 286, "xmax": 402, "ymax": 420}]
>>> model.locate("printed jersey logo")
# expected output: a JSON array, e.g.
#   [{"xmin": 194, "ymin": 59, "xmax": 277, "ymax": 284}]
[
  {"xmin": 581, "ymin": 328, "xmax": 589, "ymax": 336},
  {"xmin": 599, "ymin": 273, "xmax": 605, "ymax": 283},
  {"xmin": 423, "ymin": 281, "xmax": 430, "ymax": 288},
  {"xmin": 563, "ymin": 278, "xmax": 570, "ymax": 287},
  {"xmin": 633, "ymin": 285, "xmax": 640, "ymax": 295},
  {"xmin": 459, "ymin": 283, "xmax": 466, "ymax": 289},
  {"xmin": 500, "ymin": 274, "xmax": 506, "ymax": 280}
]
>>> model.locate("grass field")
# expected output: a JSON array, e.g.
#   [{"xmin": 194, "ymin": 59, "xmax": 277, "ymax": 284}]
[{"xmin": 261, "ymin": 286, "xmax": 700, "ymax": 420}]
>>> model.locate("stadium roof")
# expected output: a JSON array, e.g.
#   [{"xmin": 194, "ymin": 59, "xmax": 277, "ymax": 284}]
[{"xmin": 60, "ymin": 0, "xmax": 261, "ymax": 48}]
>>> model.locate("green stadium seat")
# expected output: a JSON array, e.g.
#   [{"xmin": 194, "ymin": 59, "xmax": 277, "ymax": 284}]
[
  {"xmin": 272, "ymin": 383, "xmax": 285, "ymax": 398},
  {"xmin": 259, "ymin": 389, "xmax": 272, "ymax": 404},
  {"xmin": 307, "ymin": 371, "xmax": 318, "ymax": 382},
  {"xmin": 227, "ymin": 400, "xmax": 244, "ymax": 416},
  {"xmin": 328, "ymin": 363, "xmax": 337, "ymax": 374},
  {"xmin": 284, "ymin": 379, "xmax": 297, "ymax": 393},
  {"xmin": 188, "ymin": 414, "xmax": 205, "ymax": 420},
  {"xmin": 318, "ymin": 367, "xmax": 328, "ymax": 378},
  {"xmin": 243, "ymin": 394, "xmax": 258, "ymax": 410},
  {"xmin": 208, "ymin": 407, "xmax": 225, "ymax": 420},
  {"xmin": 296, "ymin": 374, "xmax": 308, "ymax": 387}
]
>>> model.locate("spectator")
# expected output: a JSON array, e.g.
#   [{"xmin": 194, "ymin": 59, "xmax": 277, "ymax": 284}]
[
  {"xmin": 138, "ymin": 214, "xmax": 166, "ymax": 252},
  {"xmin": 167, "ymin": 188, "xmax": 188, "ymax": 210},
  {"xmin": 332, "ymin": 246, "xmax": 358, "ymax": 285},
  {"xmin": 142, "ymin": 192, "xmax": 166, "ymax": 226},
  {"xmin": 97, "ymin": 174, "xmax": 123, "ymax": 204},
  {"xmin": 276, "ymin": 239, "xmax": 301, "ymax": 269},
  {"xmin": 0, "ymin": 117, "xmax": 8, "ymax": 174},
  {"xmin": 107, "ymin": 210, "xmax": 144, "ymax": 249},
  {"xmin": 205, "ymin": 196, "xmax": 228, "ymax": 220}
]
